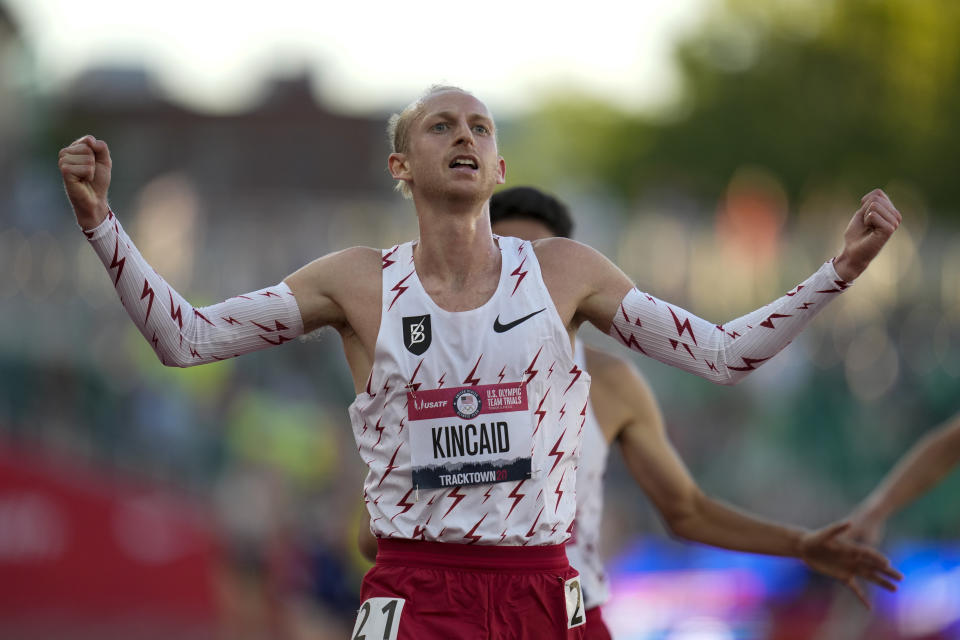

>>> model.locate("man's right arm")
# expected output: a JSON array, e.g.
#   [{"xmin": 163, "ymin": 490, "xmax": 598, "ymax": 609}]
[{"xmin": 59, "ymin": 135, "xmax": 362, "ymax": 367}]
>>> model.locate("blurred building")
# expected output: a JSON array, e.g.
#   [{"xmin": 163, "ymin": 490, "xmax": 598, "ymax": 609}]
[{"xmin": 52, "ymin": 67, "xmax": 392, "ymax": 202}]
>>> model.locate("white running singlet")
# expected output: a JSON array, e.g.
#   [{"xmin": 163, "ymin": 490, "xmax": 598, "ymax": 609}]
[
  {"xmin": 565, "ymin": 340, "xmax": 611, "ymax": 609},
  {"xmin": 350, "ymin": 236, "xmax": 590, "ymax": 546}
]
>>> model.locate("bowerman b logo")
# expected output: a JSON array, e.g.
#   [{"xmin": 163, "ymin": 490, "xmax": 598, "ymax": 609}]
[{"xmin": 402, "ymin": 315, "xmax": 432, "ymax": 355}]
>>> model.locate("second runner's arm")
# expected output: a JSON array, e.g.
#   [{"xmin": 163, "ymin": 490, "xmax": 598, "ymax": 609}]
[
  {"xmin": 848, "ymin": 412, "xmax": 960, "ymax": 543},
  {"xmin": 600, "ymin": 358, "xmax": 902, "ymax": 606}
]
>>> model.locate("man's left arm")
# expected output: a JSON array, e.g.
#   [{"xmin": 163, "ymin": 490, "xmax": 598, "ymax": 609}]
[{"xmin": 567, "ymin": 190, "xmax": 901, "ymax": 385}]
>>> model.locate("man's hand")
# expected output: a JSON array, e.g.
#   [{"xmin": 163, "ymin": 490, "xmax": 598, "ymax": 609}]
[
  {"xmin": 58, "ymin": 135, "xmax": 112, "ymax": 229},
  {"xmin": 799, "ymin": 521, "xmax": 901, "ymax": 608},
  {"xmin": 832, "ymin": 189, "xmax": 902, "ymax": 282}
]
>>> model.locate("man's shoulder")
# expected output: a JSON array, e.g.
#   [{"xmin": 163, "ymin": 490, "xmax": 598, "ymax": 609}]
[
  {"xmin": 530, "ymin": 236, "xmax": 588, "ymax": 257},
  {"xmin": 294, "ymin": 245, "xmax": 386, "ymax": 290},
  {"xmin": 339, "ymin": 245, "xmax": 388, "ymax": 262},
  {"xmin": 330, "ymin": 245, "xmax": 391, "ymax": 270},
  {"xmin": 531, "ymin": 237, "xmax": 607, "ymax": 269},
  {"xmin": 531, "ymin": 237, "xmax": 604, "ymax": 275}
]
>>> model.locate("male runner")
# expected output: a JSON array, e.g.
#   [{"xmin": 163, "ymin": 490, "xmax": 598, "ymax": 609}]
[
  {"xmin": 59, "ymin": 85, "xmax": 902, "ymax": 639},
  {"xmin": 847, "ymin": 411, "xmax": 960, "ymax": 543}
]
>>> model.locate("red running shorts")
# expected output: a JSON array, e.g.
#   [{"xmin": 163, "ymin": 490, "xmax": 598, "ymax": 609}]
[{"xmin": 353, "ymin": 538, "xmax": 586, "ymax": 639}]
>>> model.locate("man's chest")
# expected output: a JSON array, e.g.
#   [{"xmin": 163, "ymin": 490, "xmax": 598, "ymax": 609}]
[{"xmin": 419, "ymin": 276, "xmax": 500, "ymax": 312}]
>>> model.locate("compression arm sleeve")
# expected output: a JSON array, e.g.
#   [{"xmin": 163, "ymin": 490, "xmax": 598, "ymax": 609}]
[
  {"xmin": 609, "ymin": 261, "xmax": 850, "ymax": 385},
  {"xmin": 84, "ymin": 210, "xmax": 304, "ymax": 367}
]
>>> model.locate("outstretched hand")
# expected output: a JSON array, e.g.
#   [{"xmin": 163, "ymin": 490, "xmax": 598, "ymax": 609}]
[
  {"xmin": 58, "ymin": 135, "xmax": 112, "ymax": 229},
  {"xmin": 800, "ymin": 521, "xmax": 901, "ymax": 608},
  {"xmin": 833, "ymin": 189, "xmax": 902, "ymax": 282}
]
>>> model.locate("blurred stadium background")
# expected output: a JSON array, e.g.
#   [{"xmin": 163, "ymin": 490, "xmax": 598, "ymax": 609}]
[{"xmin": 0, "ymin": 1, "xmax": 958, "ymax": 638}]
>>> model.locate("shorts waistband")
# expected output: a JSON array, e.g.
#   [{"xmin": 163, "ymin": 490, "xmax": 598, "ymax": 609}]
[{"xmin": 375, "ymin": 539, "xmax": 570, "ymax": 572}]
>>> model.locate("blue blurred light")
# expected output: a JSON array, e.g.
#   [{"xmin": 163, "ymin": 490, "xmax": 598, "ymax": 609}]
[
  {"xmin": 604, "ymin": 535, "xmax": 960, "ymax": 640},
  {"xmin": 609, "ymin": 535, "xmax": 808, "ymax": 596}
]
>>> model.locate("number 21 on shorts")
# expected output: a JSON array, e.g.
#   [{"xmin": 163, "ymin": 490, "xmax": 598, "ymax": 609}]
[
  {"xmin": 565, "ymin": 577, "xmax": 585, "ymax": 629},
  {"xmin": 352, "ymin": 597, "xmax": 404, "ymax": 640}
]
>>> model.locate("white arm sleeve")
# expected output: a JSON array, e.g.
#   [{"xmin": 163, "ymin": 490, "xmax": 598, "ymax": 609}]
[
  {"xmin": 609, "ymin": 261, "xmax": 850, "ymax": 385},
  {"xmin": 84, "ymin": 211, "xmax": 304, "ymax": 367}
]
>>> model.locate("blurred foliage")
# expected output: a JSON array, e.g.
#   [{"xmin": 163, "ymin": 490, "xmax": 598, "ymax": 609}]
[{"xmin": 505, "ymin": 0, "xmax": 960, "ymax": 218}]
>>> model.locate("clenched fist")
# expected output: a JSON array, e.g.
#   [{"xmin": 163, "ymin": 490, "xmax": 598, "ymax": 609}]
[
  {"xmin": 58, "ymin": 135, "xmax": 112, "ymax": 229},
  {"xmin": 833, "ymin": 189, "xmax": 902, "ymax": 282}
]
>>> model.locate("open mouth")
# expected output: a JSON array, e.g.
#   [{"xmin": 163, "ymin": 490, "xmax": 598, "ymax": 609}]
[{"xmin": 449, "ymin": 156, "xmax": 479, "ymax": 170}]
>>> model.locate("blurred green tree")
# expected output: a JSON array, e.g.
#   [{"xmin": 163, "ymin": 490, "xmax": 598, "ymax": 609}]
[{"xmin": 505, "ymin": 0, "xmax": 960, "ymax": 219}]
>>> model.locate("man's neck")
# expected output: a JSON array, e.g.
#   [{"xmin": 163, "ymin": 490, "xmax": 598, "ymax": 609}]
[{"xmin": 412, "ymin": 197, "xmax": 500, "ymax": 291}]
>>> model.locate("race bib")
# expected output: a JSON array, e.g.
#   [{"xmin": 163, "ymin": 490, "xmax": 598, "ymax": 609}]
[
  {"xmin": 407, "ymin": 382, "xmax": 532, "ymax": 489},
  {"xmin": 565, "ymin": 577, "xmax": 585, "ymax": 629},
  {"xmin": 352, "ymin": 597, "xmax": 404, "ymax": 640}
]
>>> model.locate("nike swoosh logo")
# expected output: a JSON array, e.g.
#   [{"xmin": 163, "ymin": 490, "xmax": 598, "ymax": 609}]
[{"xmin": 493, "ymin": 308, "xmax": 546, "ymax": 333}]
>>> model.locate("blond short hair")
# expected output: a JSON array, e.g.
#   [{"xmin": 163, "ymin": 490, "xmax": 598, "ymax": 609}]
[{"xmin": 387, "ymin": 85, "xmax": 470, "ymax": 199}]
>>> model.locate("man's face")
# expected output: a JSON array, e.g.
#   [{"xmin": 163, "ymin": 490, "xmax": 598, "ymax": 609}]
[
  {"xmin": 491, "ymin": 217, "xmax": 555, "ymax": 241},
  {"xmin": 391, "ymin": 90, "xmax": 506, "ymax": 202}
]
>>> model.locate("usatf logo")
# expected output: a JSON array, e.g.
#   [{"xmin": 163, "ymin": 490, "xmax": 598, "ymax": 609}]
[
  {"xmin": 453, "ymin": 389, "xmax": 482, "ymax": 419},
  {"xmin": 402, "ymin": 315, "xmax": 432, "ymax": 355}
]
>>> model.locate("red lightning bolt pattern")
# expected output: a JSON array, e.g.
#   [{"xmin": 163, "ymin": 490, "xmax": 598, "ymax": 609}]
[
  {"xmin": 443, "ymin": 486, "xmax": 468, "ymax": 519},
  {"xmin": 390, "ymin": 488, "xmax": 416, "ymax": 522},
  {"xmin": 548, "ymin": 429, "xmax": 567, "ymax": 475},
  {"xmin": 524, "ymin": 346, "xmax": 543, "ymax": 384},
  {"xmin": 506, "ymin": 480, "xmax": 527, "ymax": 519},
  {"xmin": 510, "ymin": 257, "xmax": 528, "ymax": 296},
  {"xmin": 612, "ymin": 325, "xmax": 648, "ymax": 355},
  {"xmin": 759, "ymin": 313, "xmax": 792, "ymax": 329},
  {"xmin": 524, "ymin": 507, "xmax": 545, "ymax": 538},
  {"xmin": 382, "ymin": 245, "xmax": 399, "ymax": 270},
  {"xmin": 463, "ymin": 355, "xmax": 483, "ymax": 387},
  {"xmin": 140, "ymin": 280, "xmax": 156, "ymax": 323},
  {"xmin": 668, "ymin": 306, "xmax": 698, "ymax": 345},
  {"xmin": 376, "ymin": 443, "xmax": 403, "ymax": 488},
  {"xmin": 533, "ymin": 390, "xmax": 550, "ymax": 435},
  {"xmin": 463, "ymin": 514, "xmax": 488, "ymax": 544},
  {"xmin": 553, "ymin": 469, "xmax": 566, "ymax": 511},
  {"xmin": 563, "ymin": 363, "xmax": 582, "ymax": 395},
  {"xmin": 108, "ymin": 236, "xmax": 126, "ymax": 286},
  {"xmin": 728, "ymin": 356, "xmax": 772, "ymax": 372},
  {"xmin": 387, "ymin": 270, "xmax": 416, "ymax": 311}
]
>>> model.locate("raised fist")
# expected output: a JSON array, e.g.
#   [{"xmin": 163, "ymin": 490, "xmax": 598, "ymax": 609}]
[
  {"xmin": 58, "ymin": 135, "xmax": 112, "ymax": 229},
  {"xmin": 833, "ymin": 189, "xmax": 902, "ymax": 282}
]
